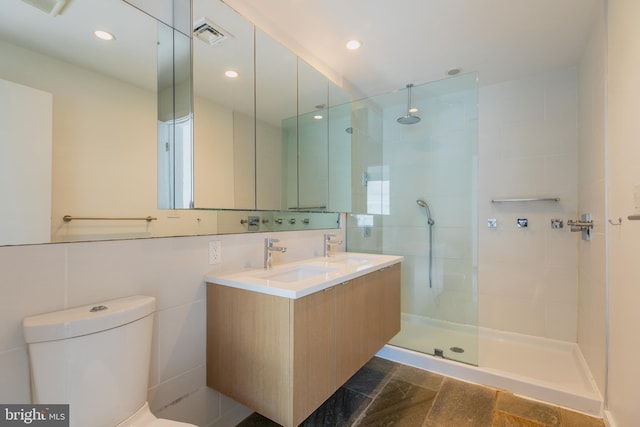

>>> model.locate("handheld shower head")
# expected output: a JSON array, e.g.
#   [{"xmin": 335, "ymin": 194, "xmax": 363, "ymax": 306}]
[
  {"xmin": 417, "ymin": 199, "xmax": 435, "ymax": 289},
  {"xmin": 416, "ymin": 199, "xmax": 435, "ymax": 225}
]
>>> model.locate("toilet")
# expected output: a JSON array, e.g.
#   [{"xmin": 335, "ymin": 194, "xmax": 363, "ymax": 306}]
[{"xmin": 23, "ymin": 295, "xmax": 197, "ymax": 427}]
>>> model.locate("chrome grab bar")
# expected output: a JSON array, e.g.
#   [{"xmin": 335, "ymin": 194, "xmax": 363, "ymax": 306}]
[{"xmin": 63, "ymin": 215, "xmax": 157, "ymax": 222}]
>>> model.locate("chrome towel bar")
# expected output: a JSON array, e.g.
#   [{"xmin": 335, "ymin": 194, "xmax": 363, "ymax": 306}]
[
  {"xmin": 63, "ymin": 215, "xmax": 157, "ymax": 222},
  {"xmin": 491, "ymin": 197, "xmax": 560, "ymax": 203}
]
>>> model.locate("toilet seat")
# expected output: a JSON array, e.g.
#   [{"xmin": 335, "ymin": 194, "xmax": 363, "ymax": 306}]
[
  {"xmin": 115, "ymin": 402, "xmax": 196, "ymax": 427},
  {"xmin": 145, "ymin": 420, "xmax": 195, "ymax": 427}
]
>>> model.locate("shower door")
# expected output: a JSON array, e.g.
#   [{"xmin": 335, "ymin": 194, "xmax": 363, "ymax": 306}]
[{"xmin": 347, "ymin": 73, "xmax": 479, "ymax": 365}]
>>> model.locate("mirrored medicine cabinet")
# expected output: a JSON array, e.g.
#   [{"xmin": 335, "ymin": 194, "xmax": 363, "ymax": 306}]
[
  {"xmin": 189, "ymin": 0, "xmax": 353, "ymax": 213},
  {"xmin": 0, "ymin": 0, "xmax": 347, "ymax": 246}
]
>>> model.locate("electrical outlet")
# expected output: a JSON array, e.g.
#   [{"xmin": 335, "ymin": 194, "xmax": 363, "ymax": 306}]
[{"xmin": 208, "ymin": 241, "xmax": 221, "ymax": 264}]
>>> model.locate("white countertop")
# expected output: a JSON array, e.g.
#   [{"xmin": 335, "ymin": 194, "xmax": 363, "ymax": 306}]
[{"xmin": 205, "ymin": 252, "xmax": 403, "ymax": 299}]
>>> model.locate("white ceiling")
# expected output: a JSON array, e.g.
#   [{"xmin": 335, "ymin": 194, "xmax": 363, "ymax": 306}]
[
  {"xmin": 0, "ymin": 0, "xmax": 603, "ymax": 107},
  {"xmin": 223, "ymin": 0, "xmax": 603, "ymax": 98}
]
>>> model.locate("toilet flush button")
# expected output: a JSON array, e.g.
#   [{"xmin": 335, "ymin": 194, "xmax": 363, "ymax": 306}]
[{"xmin": 90, "ymin": 305, "xmax": 108, "ymax": 312}]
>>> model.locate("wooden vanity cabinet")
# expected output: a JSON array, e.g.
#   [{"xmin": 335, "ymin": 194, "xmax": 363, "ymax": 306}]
[
  {"xmin": 336, "ymin": 263, "xmax": 401, "ymax": 385},
  {"xmin": 206, "ymin": 263, "xmax": 400, "ymax": 427}
]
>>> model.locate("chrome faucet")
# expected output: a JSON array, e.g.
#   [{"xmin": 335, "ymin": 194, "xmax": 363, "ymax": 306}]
[
  {"xmin": 264, "ymin": 237, "xmax": 287, "ymax": 270},
  {"xmin": 323, "ymin": 233, "xmax": 344, "ymax": 257}
]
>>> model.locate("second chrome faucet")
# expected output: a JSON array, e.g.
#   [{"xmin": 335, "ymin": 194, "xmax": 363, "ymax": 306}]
[
  {"xmin": 264, "ymin": 237, "xmax": 287, "ymax": 270},
  {"xmin": 324, "ymin": 233, "xmax": 344, "ymax": 257}
]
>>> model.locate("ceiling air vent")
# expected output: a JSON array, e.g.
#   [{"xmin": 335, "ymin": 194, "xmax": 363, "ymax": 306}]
[
  {"xmin": 21, "ymin": 0, "xmax": 67, "ymax": 16},
  {"xmin": 193, "ymin": 17, "xmax": 232, "ymax": 46}
]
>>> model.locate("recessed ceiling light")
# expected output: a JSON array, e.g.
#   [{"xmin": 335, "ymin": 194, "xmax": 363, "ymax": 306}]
[
  {"xmin": 346, "ymin": 40, "xmax": 361, "ymax": 50},
  {"xmin": 409, "ymin": 108, "xmax": 419, "ymax": 114},
  {"xmin": 94, "ymin": 30, "xmax": 115, "ymax": 41},
  {"xmin": 225, "ymin": 70, "xmax": 239, "ymax": 78},
  {"xmin": 446, "ymin": 68, "xmax": 462, "ymax": 76},
  {"xmin": 313, "ymin": 115, "xmax": 324, "ymax": 120}
]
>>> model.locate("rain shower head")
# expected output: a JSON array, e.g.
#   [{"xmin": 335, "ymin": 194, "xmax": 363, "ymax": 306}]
[
  {"xmin": 397, "ymin": 114, "xmax": 421, "ymax": 125},
  {"xmin": 398, "ymin": 83, "xmax": 421, "ymax": 125}
]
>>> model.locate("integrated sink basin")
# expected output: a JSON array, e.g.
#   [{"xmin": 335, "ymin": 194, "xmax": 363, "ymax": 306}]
[
  {"xmin": 205, "ymin": 252, "xmax": 403, "ymax": 299},
  {"xmin": 264, "ymin": 265, "xmax": 337, "ymax": 282},
  {"xmin": 326, "ymin": 254, "xmax": 371, "ymax": 265}
]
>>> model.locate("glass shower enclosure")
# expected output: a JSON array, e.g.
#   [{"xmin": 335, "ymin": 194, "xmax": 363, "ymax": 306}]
[{"xmin": 346, "ymin": 73, "xmax": 479, "ymax": 365}]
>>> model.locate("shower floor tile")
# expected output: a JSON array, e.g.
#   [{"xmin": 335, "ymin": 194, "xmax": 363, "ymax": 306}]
[{"xmin": 235, "ymin": 357, "xmax": 605, "ymax": 427}]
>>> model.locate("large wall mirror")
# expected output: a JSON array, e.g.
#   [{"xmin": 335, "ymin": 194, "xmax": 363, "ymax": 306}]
[
  {"xmin": 0, "ymin": 0, "xmax": 181, "ymax": 245},
  {"xmin": 0, "ymin": 0, "xmax": 342, "ymax": 247}
]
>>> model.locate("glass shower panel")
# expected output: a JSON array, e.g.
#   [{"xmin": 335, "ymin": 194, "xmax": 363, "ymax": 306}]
[{"xmin": 347, "ymin": 73, "xmax": 479, "ymax": 365}]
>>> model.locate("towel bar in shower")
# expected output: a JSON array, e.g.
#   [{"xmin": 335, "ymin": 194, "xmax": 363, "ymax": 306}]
[
  {"xmin": 491, "ymin": 197, "xmax": 560, "ymax": 203},
  {"xmin": 63, "ymin": 215, "xmax": 157, "ymax": 222}
]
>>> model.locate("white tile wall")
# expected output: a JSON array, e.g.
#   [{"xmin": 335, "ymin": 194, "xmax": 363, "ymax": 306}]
[
  {"xmin": 0, "ymin": 226, "xmax": 344, "ymax": 426},
  {"xmin": 576, "ymin": 3, "xmax": 607, "ymax": 397},
  {"xmin": 478, "ymin": 67, "xmax": 579, "ymax": 341}
]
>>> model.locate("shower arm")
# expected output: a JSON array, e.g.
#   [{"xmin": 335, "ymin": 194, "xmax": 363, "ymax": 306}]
[{"xmin": 406, "ymin": 83, "xmax": 413, "ymax": 115}]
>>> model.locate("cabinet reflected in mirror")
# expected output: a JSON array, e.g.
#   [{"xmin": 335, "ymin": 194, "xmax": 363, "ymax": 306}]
[
  {"xmin": 294, "ymin": 58, "xmax": 330, "ymax": 211},
  {"xmin": 328, "ymin": 80, "xmax": 353, "ymax": 213},
  {"xmin": 158, "ymin": 23, "xmax": 193, "ymax": 210},
  {"xmin": 192, "ymin": 0, "xmax": 255, "ymax": 210},
  {"xmin": 255, "ymin": 28, "xmax": 297, "ymax": 211}
]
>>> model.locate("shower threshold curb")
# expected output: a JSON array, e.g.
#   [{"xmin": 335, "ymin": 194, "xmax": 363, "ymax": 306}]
[{"xmin": 377, "ymin": 344, "xmax": 603, "ymax": 417}]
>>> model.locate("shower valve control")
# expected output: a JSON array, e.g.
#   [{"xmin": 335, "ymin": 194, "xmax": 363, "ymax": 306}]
[
  {"xmin": 551, "ymin": 219, "xmax": 564, "ymax": 229},
  {"xmin": 568, "ymin": 214, "xmax": 593, "ymax": 241},
  {"xmin": 487, "ymin": 219, "xmax": 497, "ymax": 228},
  {"xmin": 517, "ymin": 218, "xmax": 528, "ymax": 228}
]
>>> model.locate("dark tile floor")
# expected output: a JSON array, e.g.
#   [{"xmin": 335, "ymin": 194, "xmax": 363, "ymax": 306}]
[{"xmin": 236, "ymin": 357, "xmax": 605, "ymax": 427}]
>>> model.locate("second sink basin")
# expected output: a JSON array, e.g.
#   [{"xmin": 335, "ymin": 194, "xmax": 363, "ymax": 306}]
[
  {"xmin": 264, "ymin": 265, "xmax": 337, "ymax": 282},
  {"xmin": 327, "ymin": 253, "xmax": 371, "ymax": 265}
]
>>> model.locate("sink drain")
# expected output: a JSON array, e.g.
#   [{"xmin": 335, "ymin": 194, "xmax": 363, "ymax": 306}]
[{"xmin": 450, "ymin": 346, "xmax": 465, "ymax": 353}]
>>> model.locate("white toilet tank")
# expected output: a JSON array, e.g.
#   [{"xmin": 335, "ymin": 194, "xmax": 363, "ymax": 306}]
[{"xmin": 23, "ymin": 296, "xmax": 156, "ymax": 427}]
